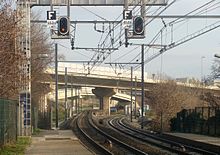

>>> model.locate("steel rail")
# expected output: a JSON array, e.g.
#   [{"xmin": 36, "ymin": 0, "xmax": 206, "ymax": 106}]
[
  {"xmin": 89, "ymin": 112, "xmax": 147, "ymax": 155},
  {"xmin": 108, "ymin": 118, "xmax": 190, "ymax": 155},
  {"xmin": 76, "ymin": 112, "xmax": 113, "ymax": 155},
  {"xmin": 119, "ymin": 118, "xmax": 218, "ymax": 155}
]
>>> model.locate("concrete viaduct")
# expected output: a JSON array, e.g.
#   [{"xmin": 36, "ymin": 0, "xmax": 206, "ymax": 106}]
[{"xmin": 44, "ymin": 65, "xmax": 220, "ymax": 115}]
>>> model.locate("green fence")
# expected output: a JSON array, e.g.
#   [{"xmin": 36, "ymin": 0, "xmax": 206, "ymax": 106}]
[
  {"xmin": 0, "ymin": 99, "xmax": 17, "ymax": 147},
  {"xmin": 171, "ymin": 107, "xmax": 220, "ymax": 136}
]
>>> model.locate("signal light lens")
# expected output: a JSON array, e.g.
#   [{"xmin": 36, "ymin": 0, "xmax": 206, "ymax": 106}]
[
  {"xmin": 58, "ymin": 17, "xmax": 69, "ymax": 35},
  {"xmin": 133, "ymin": 16, "xmax": 144, "ymax": 35}
]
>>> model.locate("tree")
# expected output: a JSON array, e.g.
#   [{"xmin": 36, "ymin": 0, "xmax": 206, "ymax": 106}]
[
  {"xmin": 202, "ymin": 92, "xmax": 220, "ymax": 107},
  {"xmin": 30, "ymin": 15, "xmax": 54, "ymax": 129},
  {"xmin": 31, "ymin": 17, "xmax": 53, "ymax": 100},
  {"xmin": 0, "ymin": 2, "xmax": 54, "ymax": 128},
  {"xmin": 202, "ymin": 59, "xmax": 220, "ymax": 106},
  {"xmin": 0, "ymin": 3, "xmax": 24, "ymax": 99},
  {"xmin": 210, "ymin": 58, "xmax": 220, "ymax": 80},
  {"xmin": 147, "ymin": 80, "xmax": 199, "ymax": 131},
  {"xmin": 30, "ymin": 14, "xmax": 65, "ymax": 129}
]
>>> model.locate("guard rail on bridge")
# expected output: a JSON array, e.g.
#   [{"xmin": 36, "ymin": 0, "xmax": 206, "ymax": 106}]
[{"xmin": 45, "ymin": 63, "xmax": 220, "ymax": 91}]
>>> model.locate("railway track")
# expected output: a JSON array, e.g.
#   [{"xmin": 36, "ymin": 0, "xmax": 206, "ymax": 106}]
[
  {"xmin": 75, "ymin": 111, "xmax": 112, "ymax": 155},
  {"xmin": 92, "ymin": 114, "xmax": 169, "ymax": 154},
  {"xmin": 121, "ymin": 118, "xmax": 220, "ymax": 154},
  {"xmin": 109, "ymin": 117, "xmax": 218, "ymax": 155},
  {"xmin": 73, "ymin": 111, "xmax": 147, "ymax": 155},
  {"xmin": 73, "ymin": 111, "xmax": 218, "ymax": 155}
]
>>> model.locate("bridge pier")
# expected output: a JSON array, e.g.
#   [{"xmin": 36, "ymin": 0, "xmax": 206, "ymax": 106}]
[{"xmin": 92, "ymin": 87, "xmax": 116, "ymax": 115}]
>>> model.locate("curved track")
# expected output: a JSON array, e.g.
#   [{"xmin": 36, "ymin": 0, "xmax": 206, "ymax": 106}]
[
  {"xmin": 109, "ymin": 117, "xmax": 218, "ymax": 155},
  {"xmin": 74, "ymin": 111, "xmax": 147, "ymax": 155},
  {"xmin": 76, "ymin": 111, "xmax": 112, "ymax": 155}
]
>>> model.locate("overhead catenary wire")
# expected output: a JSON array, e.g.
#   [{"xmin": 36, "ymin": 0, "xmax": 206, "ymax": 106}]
[
  {"xmin": 91, "ymin": 2, "xmax": 165, "ymax": 69},
  {"xmin": 96, "ymin": 0, "xmax": 142, "ymax": 51},
  {"xmin": 103, "ymin": 1, "xmax": 176, "ymax": 70},
  {"xmin": 80, "ymin": 6, "xmax": 108, "ymax": 21},
  {"xmin": 78, "ymin": 0, "xmax": 220, "ymax": 76},
  {"xmin": 169, "ymin": 0, "xmax": 216, "ymax": 25},
  {"xmin": 142, "ymin": 0, "xmax": 219, "ymax": 50},
  {"xmin": 131, "ymin": 21, "xmax": 220, "ymax": 72},
  {"xmin": 102, "ymin": 1, "xmax": 175, "ymax": 58},
  {"xmin": 88, "ymin": 0, "xmax": 143, "ymax": 69},
  {"xmin": 113, "ymin": 45, "xmax": 140, "ymax": 62},
  {"xmin": 108, "ymin": 0, "xmax": 220, "ymax": 75},
  {"xmin": 124, "ymin": 0, "xmax": 218, "ymax": 70},
  {"xmin": 58, "ymin": 43, "xmax": 91, "ymax": 59},
  {"xmin": 160, "ymin": 1, "xmax": 220, "ymax": 45}
]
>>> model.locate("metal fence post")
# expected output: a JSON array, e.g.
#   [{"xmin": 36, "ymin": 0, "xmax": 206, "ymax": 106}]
[
  {"xmin": 130, "ymin": 66, "xmax": 133, "ymax": 122},
  {"xmin": 201, "ymin": 107, "xmax": 204, "ymax": 134},
  {"xmin": 16, "ymin": 102, "xmax": 18, "ymax": 140},
  {"xmin": 214, "ymin": 107, "xmax": 217, "ymax": 135},
  {"xmin": 208, "ymin": 107, "xmax": 210, "ymax": 134}
]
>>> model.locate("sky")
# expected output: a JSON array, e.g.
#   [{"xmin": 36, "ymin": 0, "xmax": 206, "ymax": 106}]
[{"xmin": 31, "ymin": 0, "xmax": 220, "ymax": 80}]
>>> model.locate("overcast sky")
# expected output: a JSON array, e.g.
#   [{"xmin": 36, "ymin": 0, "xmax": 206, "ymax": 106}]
[{"xmin": 32, "ymin": 0, "xmax": 220, "ymax": 80}]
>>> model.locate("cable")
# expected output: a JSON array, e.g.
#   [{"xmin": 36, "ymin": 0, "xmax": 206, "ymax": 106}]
[
  {"xmin": 114, "ymin": 45, "xmax": 140, "ymax": 62},
  {"xmin": 109, "ymin": 1, "xmax": 175, "ymax": 67},
  {"xmin": 97, "ymin": 0, "xmax": 140, "ymax": 44},
  {"xmin": 89, "ymin": 0, "xmax": 142, "ymax": 67},
  {"xmin": 89, "ymin": 0, "xmax": 176, "ymax": 72},
  {"xmin": 130, "ymin": 0, "xmax": 219, "ymax": 67},
  {"xmin": 170, "ymin": 0, "xmax": 216, "ymax": 25},
  {"xmin": 91, "ymin": 0, "xmax": 220, "ymax": 75},
  {"xmin": 159, "ymin": 1, "xmax": 220, "ymax": 47},
  {"xmin": 58, "ymin": 43, "xmax": 91, "ymax": 59},
  {"xmin": 80, "ymin": 6, "xmax": 108, "ymax": 21}
]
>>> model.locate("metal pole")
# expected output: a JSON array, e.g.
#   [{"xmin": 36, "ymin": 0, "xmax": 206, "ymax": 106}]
[
  {"xmin": 55, "ymin": 43, "xmax": 59, "ymax": 128},
  {"xmin": 65, "ymin": 67, "xmax": 67, "ymax": 121},
  {"xmin": 50, "ymin": 0, "xmax": 53, "ymax": 10},
  {"xmin": 124, "ymin": 0, "xmax": 128, "ymax": 47},
  {"xmin": 67, "ymin": 0, "xmax": 70, "ymax": 18},
  {"xmin": 50, "ymin": 100, "xmax": 53, "ymax": 129},
  {"xmin": 75, "ymin": 88, "xmax": 77, "ymax": 113},
  {"xmin": 201, "ymin": 56, "xmax": 204, "ymax": 83},
  {"xmin": 141, "ymin": 44, "xmax": 145, "ymax": 129},
  {"xmin": 140, "ymin": 0, "xmax": 146, "ymax": 129},
  {"xmin": 134, "ymin": 76, "xmax": 137, "ymax": 119},
  {"xmin": 130, "ymin": 66, "xmax": 133, "ymax": 122},
  {"xmin": 141, "ymin": 0, "xmax": 146, "ymax": 17},
  {"xmin": 160, "ymin": 111, "xmax": 163, "ymax": 133},
  {"xmin": 208, "ymin": 107, "xmax": 210, "ymax": 134},
  {"xmin": 17, "ymin": 101, "xmax": 20, "ymax": 136},
  {"xmin": 16, "ymin": 104, "xmax": 18, "ymax": 139},
  {"xmin": 51, "ymin": 2, "xmax": 54, "ymax": 129},
  {"xmin": 81, "ymin": 96, "xmax": 83, "ymax": 112},
  {"xmin": 214, "ymin": 107, "xmax": 217, "ymax": 135},
  {"xmin": 31, "ymin": 20, "xmax": 121, "ymax": 24},
  {"xmin": 20, "ymin": 104, "xmax": 23, "ymax": 135},
  {"xmin": 71, "ymin": 75, "xmax": 73, "ymax": 117},
  {"xmin": 201, "ymin": 56, "xmax": 205, "ymax": 103},
  {"xmin": 50, "ymin": 0, "xmax": 53, "ymax": 36},
  {"xmin": 78, "ymin": 89, "xmax": 81, "ymax": 112}
]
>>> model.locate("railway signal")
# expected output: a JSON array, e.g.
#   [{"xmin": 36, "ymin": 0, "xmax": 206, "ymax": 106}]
[
  {"xmin": 133, "ymin": 16, "xmax": 144, "ymax": 36},
  {"xmin": 58, "ymin": 17, "xmax": 70, "ymax": 36}
]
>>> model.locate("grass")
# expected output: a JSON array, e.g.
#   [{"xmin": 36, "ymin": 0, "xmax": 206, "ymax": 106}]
[
  {"xmin": 32, "ymin": 128, "xmax": 41, "ymax": 136},
  {"xmin": 0, "ymin": 137, "xmax": 31, "ymax": 155}
]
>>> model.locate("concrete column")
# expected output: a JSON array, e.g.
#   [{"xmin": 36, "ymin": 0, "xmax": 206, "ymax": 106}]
[
  {"xmin": 103, "ymin": 96, "xmax": 111, "ymax": 115},
  {"xmin": 99, "ymin": 97, "xmax": 103, "ymax": 110},
  {"xmin": 92, "ymin": 87, "xmax": 116, "ymax": 115}
]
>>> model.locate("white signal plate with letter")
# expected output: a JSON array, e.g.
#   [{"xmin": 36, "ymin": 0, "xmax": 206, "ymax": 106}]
[
  {"xmin": 122, "ymin": 19, "xmax": 132, "ymax": 29},
  {"xmin": 47, "ymin": 20, "xmax": 57, "ymax": 29}
]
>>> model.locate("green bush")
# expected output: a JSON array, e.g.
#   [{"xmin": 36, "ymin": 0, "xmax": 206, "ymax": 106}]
[{"xmin": 0, "ymin": 137, "xmax": 31, "ymax": 155}]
